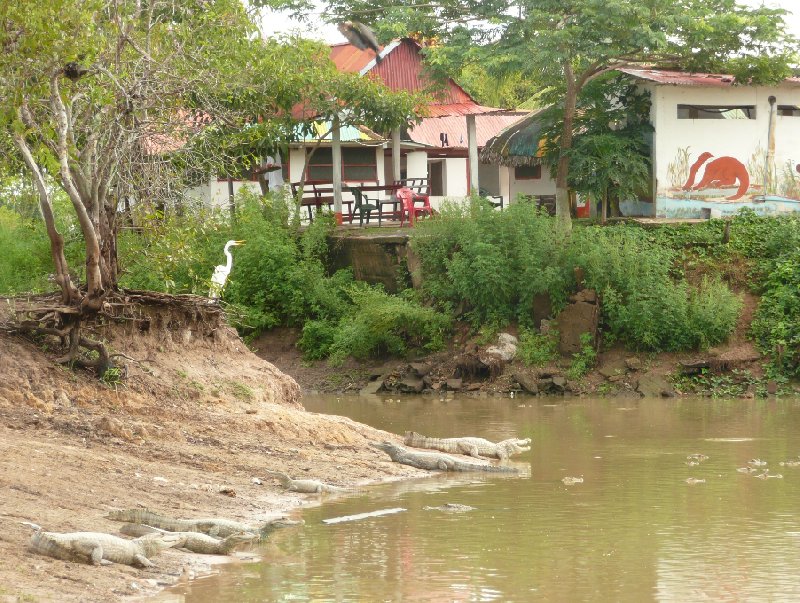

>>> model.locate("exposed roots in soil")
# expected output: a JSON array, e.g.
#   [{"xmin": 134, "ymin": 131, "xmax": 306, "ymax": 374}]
[{"xmin": 2, "ymin": 289, "xmax": 225, "ymax": 379}]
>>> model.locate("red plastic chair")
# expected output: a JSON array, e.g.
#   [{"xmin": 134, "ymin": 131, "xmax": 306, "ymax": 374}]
[{"xmin": 395, "ymin": 187, "xmax": 432, "ymax": 226}]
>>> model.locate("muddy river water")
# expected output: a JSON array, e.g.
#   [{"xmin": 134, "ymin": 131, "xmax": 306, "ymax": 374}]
[{"xmin": 159, "ymin": 395, "xmax": 800, "ymax": 602}]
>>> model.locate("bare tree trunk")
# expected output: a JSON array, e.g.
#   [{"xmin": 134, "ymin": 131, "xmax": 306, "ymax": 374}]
[
  {"xmin": 555, "ymin": 62, "xmax": 578, "ymax": 231},
  {"xmin": 12, "ymin": 113, "xmax": 79, "ymax": 305},
  {"xmin": 601, "ymin": 190, "xmax": 608, "ymax": 225}
]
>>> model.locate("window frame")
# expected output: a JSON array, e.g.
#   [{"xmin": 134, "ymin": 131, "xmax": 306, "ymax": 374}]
[
  {"xmin": 305, "ymin": 146, "xmax": 378, "ymax": 183},
  {"xmin": 677, "ymin": 104, "xmax": 757, "ymax": 120},
  {"xmin": 514, "ymin": 164, "xmax": 542, "ymax": 180}
]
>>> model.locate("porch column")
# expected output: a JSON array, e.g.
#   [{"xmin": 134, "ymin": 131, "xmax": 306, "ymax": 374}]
[
  {"xmin": 466, "ymin": 114, "xmax": 479, "ymax": 194},
  {"xmin": 332, "ymin": 115, "xmax": 343, "ymax": 222},
  {"xmin": 391, "ymin": 127, "xmax": 401, "ymax": 183}
]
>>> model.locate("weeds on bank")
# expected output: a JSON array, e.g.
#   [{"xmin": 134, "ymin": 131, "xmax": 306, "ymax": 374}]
[
  {"xmin": 672, "ymin": 369, "xmax": 788, "ymax": 398},
  {"xmin": 566, "ymin": 333, "xmax": 597, "ymax": 380},
  {"xmin": 518, "ymin": 328, "xmax": 559, "ymax": 366}
]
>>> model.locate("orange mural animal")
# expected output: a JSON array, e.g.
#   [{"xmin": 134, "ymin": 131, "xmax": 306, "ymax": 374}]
[{"xmin": 682, "ymin": 152, "xmax": 750, "ymax": 200}]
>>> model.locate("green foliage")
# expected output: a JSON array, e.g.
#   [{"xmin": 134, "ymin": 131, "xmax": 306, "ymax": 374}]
[
  {"xmin": 411, "ymin": 200, "xmax": 573, "ymax": 327},
  {"xmin": 517, "ymin": 328, "xmax": 559, "ymax": 366},
  {"xmin": 750, "ymin": 250, "xmax": 800, "ymax": 377},
  {"xmin": 0, "ymin": 197, "xmax": 83, "ymax": 295},
  {"xmin": 572, "ymin": 226, "xmax": 742, "ymax": 351},
  {"xmin": 412, "ymin": 209, "xmax": 742, "ymax": 354},
  {"xmin": 672, "ymin": 369, "xmax": 787, "ymax": 399},
  {"xmin": 325, "ymin": 286, "xmax": 449, "ymax": 365},
  {"xmin": 117, "ymin": 189, "xmax": 448, "ymax": 364},
  {"xmin": 644, "ymin": 209, "xmax": 800, "ymax": 376},
  {"xmin": 566, "ymin": 333, "xmax": 597, "ymax": 380}
]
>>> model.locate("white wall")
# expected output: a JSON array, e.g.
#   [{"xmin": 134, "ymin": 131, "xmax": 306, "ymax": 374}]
[
  {"xmin": 444, "ymin": 158, "xmax": 468, "ymax": 197},
  {"xmin": 187, "ymin": 179, "xmax": 262, "ymax": 210},
  {"xmin": 508, "ymin": 163, "xmax": 557, "ymax": 201},
  {"xmin": 406, "ymin": 151, "xmax": 428, "ymax": 179},
  {"xmin": 650, "ymin": 82, "xmax": 800, "ymax": 216}
]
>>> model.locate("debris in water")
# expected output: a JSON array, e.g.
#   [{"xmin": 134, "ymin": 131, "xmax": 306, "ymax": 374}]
[{"xmin": 322, "ymin": 507, "xmax": 406, "ymax": 524}]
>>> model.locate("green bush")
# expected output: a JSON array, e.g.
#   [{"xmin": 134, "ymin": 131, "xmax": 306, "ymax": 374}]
[
  {"xmin": 411, "ymin": 200, "xmax": 572, "ymax": 326},
  {"xmin": 751, "ymin": 250, "xmax": 800, "ymax": 376},
  {"xmin": 0, "ymin": 196, "xmax": 84, "ymax": 295},
  {"xmin": 566, "ymin": 332, "xmax": 597, "ymax": 380},
  {"xmin": 517, "ymin": 328, "xmax": 559, "ymax": 366},
  {"xmin": 413, "ymin": 207, "xmax": 741, "ymax": 353},
  {"xmin": 326, "ymin": 285, "xmax": 449, "ymax": 365}
]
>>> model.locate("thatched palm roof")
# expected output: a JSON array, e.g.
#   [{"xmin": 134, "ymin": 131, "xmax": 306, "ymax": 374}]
[{"xmin": 479, "ymin": 108, "xmax": 548, "ymax": 167}]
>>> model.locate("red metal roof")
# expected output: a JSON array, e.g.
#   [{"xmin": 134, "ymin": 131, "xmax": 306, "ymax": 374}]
[
  {"xmin": 408, "ymin": 111, "xmax": 530, "ymax": 149},
  {"xmin": 330, "ymin": 38, "xmax": 476, "ymax": 105},
  {"xmin": 619, "ymin": 67, "xmax": 800, "ymax": 87},
  {"xmin": 618, "ymin": 68, "xmax": 738, "ymax": 87},
  {"xmin": 330, "ymin": 42, "xmax": 380, "ymax": 73}
]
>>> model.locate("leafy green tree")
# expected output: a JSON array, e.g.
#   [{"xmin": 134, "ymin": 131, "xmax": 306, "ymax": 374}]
[
  {"xmin": 320, "ymin": 0, "xmax": 798, "ymax": 228},
  {"xmin": 0, "ymin": 0, "xmax": 416, "ymax": 370},
  {"xmin": 539, "ymin": 75, "xmax": 653, "ymax": 222}
]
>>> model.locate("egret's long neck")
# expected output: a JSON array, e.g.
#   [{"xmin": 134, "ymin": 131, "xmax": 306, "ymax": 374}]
[{"xmin": 224, "ymin": 247, "xmax": 234, "ymax": 271}]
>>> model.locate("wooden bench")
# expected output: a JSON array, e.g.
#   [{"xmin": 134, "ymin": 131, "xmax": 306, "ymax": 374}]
[{"xmin": 290, "ymin": 183, "xmax": 353, "ymax": 223}]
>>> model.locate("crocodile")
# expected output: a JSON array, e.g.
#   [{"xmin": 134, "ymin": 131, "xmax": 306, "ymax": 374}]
[
  {"xmin": 29, "ymin": 530, "xmax": 179, "ymax": 567},
  {"xmin": 371, "ymin": 441, "xmax": 518, "ymax": 473},
  {"xmin": 263, "ymin": 470, "xmax": 349, "ymax": 494},
  {"xmin": 107, "ymin": 509, "xmax": 302, "ymax": 538},
  {"xmin": 119, "ymin": 524, "xmax": 257, "ymax": 555},
  {"xmin": 404, "ymin": 431, "xmax": 531, "ymax": 460},
  {"xmin": 422, "ymin": 503, "xmax": 476, "ymax": 512}
]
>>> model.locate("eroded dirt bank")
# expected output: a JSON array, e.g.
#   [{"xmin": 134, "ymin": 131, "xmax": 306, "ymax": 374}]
[{"xmin": 0, "ymin": 303, "xmax": 424, "ymax": 603}]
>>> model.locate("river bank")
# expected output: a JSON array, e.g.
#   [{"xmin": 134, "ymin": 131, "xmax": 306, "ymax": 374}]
[
  {"xmin": 0, "ymin": 306, "xmax": 427, "ymax": 603},
  {"xmin": 0, "ymin": 283, "xmax": 791, "ymax": 602}
]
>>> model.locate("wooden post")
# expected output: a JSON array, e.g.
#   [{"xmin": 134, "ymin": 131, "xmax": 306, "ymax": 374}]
[
  {"xmin": 391, "ymin": 127, "xmax": 401, "ymax": 184},
  {"xmin": 766, "ymin": 95, "xmax": 777, "ymax": 196},
  {"xmin": 227, "ymin": 177, "xmax": 235, "ymax": 221},
  {"xmin": 332, "ymin": 115, "xmax": 343, "ymax": 224},
  {"xmin": 466, "ymin": 114, "xmax": 479, "ymax": 195}
]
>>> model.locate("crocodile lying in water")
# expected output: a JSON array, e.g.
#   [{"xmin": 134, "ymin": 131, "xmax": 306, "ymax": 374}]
[
  {"xmin": 263, "ymin": 470, "xmax": 349, "ymax": 494},
  {"xmin": 404, "ymin": 431, "xmax": 531, "ymax": 460},
  {"xmin": 30, "ymin": 530, "xmax": 179, "ymax": 567},
  {"xmin": 371, "ymin": 442, "xmax": 518, "ymax": 473},
  {"xmin": 119, "ymin": 523, "xmax": 257, "ymax": 555},
  {"xmin": 108, "ymin": 508, "xmax": 302, "ymax": 539}
]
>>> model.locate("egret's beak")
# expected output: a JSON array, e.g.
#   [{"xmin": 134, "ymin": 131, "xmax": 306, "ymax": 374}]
[{"xmin": 234, "ymin": 240, "xmax": 245, "ymax": 245}]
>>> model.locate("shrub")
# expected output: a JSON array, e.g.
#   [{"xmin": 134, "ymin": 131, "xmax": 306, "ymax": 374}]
[
  {"xmin": 566, "ymin": 332, "xmax": 597, "ymax": 380},
  {"xmin": 327, "ymin": 285, "xmax": 449, "ymax": 365},
  {"xmin": 411, "ymin": 200, "xmax": 572, "ymax": 326},
  {"xmin": 0, "ymin": 197, "xmax": 83, "ymax": 295},
  {"xmin": 571, "ymin": 225, "xmax": 740, "ymax": 351},
  {"xmin": 517, "ymin": 328, "xmax": 559, "ymax": 366},
  {"xmin": 751, "ymin": 250, "xmax": 800, "ymax": 376}
]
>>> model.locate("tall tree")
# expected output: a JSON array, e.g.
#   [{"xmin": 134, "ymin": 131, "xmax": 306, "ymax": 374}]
[
  {"xmin": 0, "ymin": 0, "xmax": 416, "ymax": 369},
  {"xmin": 321, "ymin": 0, "xmax": 798, "ymax": 228}
]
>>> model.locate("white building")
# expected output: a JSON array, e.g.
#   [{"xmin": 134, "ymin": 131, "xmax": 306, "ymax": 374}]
[{"xmin": 483, "ymin": 68, "xmax": 800, "ymax": 218}]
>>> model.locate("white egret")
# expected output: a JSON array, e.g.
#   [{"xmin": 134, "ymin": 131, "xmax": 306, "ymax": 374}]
[{"xmin": 209, "ymin": 240, "xmax": 245, "ymax": 299}]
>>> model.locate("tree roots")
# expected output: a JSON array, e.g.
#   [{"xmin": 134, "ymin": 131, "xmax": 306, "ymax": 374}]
[{"xmin": 2, "ymin": 289, "xmax": 222, "ymax": 380}]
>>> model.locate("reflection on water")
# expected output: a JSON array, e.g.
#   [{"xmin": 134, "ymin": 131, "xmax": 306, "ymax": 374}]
[{"xmin": 160, "ymin": 395, "xmax": 800, "ymax": 602}]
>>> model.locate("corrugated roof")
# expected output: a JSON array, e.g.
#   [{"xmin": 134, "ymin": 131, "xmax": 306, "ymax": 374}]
[
  {"xmin": 409, "ymin": 111, "xmax": 529, "ymax": 150},
  {"xmin": 330, "ymin": 38, "xmax": 476, "ymax": 106},
  {"xmin": 330, "ymin": 42, "xmax": 381, "ymax": 73},
  {"xmin": 618, "ymin": 68, "xmax": 738, "ymax": 87},
  {"xmin": 619, "ymin": 67, "xmax": 800, "ymax": 87}
]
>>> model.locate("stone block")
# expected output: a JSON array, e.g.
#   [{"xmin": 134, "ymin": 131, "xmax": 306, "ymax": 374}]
[
  {"xmin": 513, "ymin": 373, "xmax": 539, "ymax": 395},
  {"xmin": 555, "ymin": 300, "xmax": 598, "ymax": 356}
]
